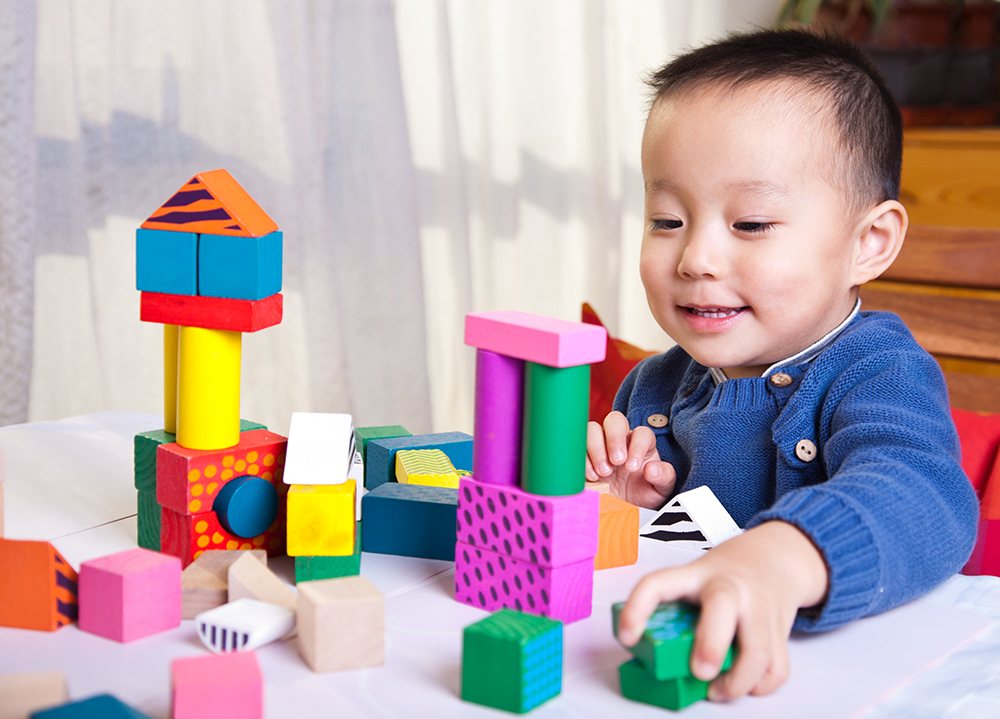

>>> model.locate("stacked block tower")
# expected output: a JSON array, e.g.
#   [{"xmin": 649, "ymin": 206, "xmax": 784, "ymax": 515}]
[
  {"xmin": 134, "ymin": 169, "xmax": 288, "ymax": 567},
  {"xmin": 456, "ymin": 311, "xmax": 607, "ymax": 623}
]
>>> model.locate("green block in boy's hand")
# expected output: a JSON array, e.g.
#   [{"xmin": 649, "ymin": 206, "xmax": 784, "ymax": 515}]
[
  {"xmin": 619, "ymin": 658, "xmax": 709, "ymax": 711},
  {"xmin": 612, "ymin": 601, "xmax": 735, "ymax": 681}
]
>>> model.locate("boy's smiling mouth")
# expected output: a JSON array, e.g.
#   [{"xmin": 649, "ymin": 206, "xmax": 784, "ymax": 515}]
[{"xmin": 682, "ymin": 304, "xmax": 749, "ymax": 319}]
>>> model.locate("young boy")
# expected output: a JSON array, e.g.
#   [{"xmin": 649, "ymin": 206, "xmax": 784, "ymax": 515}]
[{"xmin": 586, "ymin": 29, "xmax": 978, "ymax": 702}]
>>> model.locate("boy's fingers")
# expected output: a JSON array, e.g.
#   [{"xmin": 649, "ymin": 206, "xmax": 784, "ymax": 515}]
[
  {"xmin": 617, "ymin": 566, "xmax": 700, "ymax": 647},
  {"xmin": 603, "ymin": 411, "xmax": 630, "ymax": 466},
  {"xmin": 750, "ymin": 644, "xmax": 790, "ymax": 696},
  {"xmin": 690, "ymin": 579, "xmax": 740, "ymax": 682},
  {"xmin": 643, "ymin": 460, "xmax": 676, "ymax": 497},
  {"xmin": 626, "ymin": 426, "xmax": 655, "ymax": 471},
  {"xmin": 708, "ymin": 608, "xmax": 773, "ymax": 702},
  {"xmin": 586, "ymin": 421, "xmax": 612, "ymax": 477}
]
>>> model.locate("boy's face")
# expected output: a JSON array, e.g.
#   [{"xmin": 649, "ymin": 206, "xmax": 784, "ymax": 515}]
[{"xmin": 640, "ymin": 81, "xmax": 865, "ymax": 378}]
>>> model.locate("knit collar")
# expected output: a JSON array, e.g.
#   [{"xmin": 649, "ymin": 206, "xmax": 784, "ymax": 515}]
[{"xmin": 708, "ymin": 298, "xmax": 862, "ymax": 385}]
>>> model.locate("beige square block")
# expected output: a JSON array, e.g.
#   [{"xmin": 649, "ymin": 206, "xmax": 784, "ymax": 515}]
[
  {"xmin": 181, "ymin": 549, "xmax": 266, "ymax": 619},
  {"xmin": 297, "ymin": 576, "xmax": 383, "ymax": 672},
  {"xmin": 228, "ymin": 552, "xmax": 296, "ymax": 611},
  {"xmin": 0, "ymin": 671, "xmax": 67, "ymax": 719}
]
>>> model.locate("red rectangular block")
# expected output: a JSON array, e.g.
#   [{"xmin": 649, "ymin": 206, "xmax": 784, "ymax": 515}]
[
  {"xmin": 0, "ymin": 539, "xmax": 77, "ymax": 631},
  {"xmin": 964, "ymin": 518, "xmax": 1000, "ymax": 577},
  {"xmin": 157, "ymin": 430, "xmax": 287, "ymax": 515},
  {"xmin": 161, "ymin": 504, "xmax": 286, "ymax": 568},
  {"xmin": 140, "ymin": 291, "xmax": 282, "ymax": 332}
]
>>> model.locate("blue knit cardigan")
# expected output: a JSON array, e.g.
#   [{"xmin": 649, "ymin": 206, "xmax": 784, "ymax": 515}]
[{"xmin": 614, "ymin": 311, "xmax": 978, "ymax": 632}]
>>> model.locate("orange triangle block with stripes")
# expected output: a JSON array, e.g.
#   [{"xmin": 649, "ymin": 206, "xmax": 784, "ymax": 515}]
[{"xmin": 142, "ymin": 169, "xmax": 278, "ymax": 237}]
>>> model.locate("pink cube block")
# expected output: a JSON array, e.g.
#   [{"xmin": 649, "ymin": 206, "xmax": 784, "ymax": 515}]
[
  {"xmin": 455, "ymin": 541, "xmax": 593, "ymax": 623},
  {"xmin": 464, "ymin": 311, "xmax": 607, "ymax": 368},
  {"xmin": 172, "ymin": 651, "xmax": 262, "ymax": 719},
  {"xmin": 78, "ymin": 548, "xmax": 181, "ymax": 642},
  {"xmin": 457, "ymin": 477, "xmax": 598, "ymax": 567}
]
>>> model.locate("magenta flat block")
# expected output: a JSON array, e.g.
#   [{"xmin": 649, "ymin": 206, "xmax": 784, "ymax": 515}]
[
  {"xmin": 172, "ymin": 651, "xmax": 262, "ymax": 719},
  {"xmin": 473, "ymin": 349, "xmax": 524, "ymax": 486},
  {"xmin": 455, "ymin": 541, "xmax": 594, "ymax": 623},
  {"xmin": 457, "ymin": 477, "xmax": 598, "ymax": 567},
  {"xmin": 464, "ymin": 311, "xmax": 607, "ymax": 368},
  {"xmin": 78, "ymin": 548, "xmax": 181, "ymax": 642}
]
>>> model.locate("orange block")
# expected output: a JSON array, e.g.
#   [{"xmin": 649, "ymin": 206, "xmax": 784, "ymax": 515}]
[
  {"xmin": 0, "ymin": 539, "xmax": 78, "ymax": 631},
  {"xmin": 594, "ymin": 493, "xmax": 639, "ymax": 570},
  {"xmin": 141, "ymin": 169, "xmax": 278, "ymax": 237}
]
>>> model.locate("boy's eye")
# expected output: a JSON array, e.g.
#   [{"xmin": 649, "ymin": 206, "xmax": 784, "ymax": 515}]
[
  {"xmin": 650, "ymin": 219, "xmax": 683, "ymax": 231},
  {"xmin": 733, "ymin": 221, "xmax": 775, "ymax": 234}
]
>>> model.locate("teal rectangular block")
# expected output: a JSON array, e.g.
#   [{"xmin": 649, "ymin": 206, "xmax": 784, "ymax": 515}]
[
  {"xmin": 361, "ymin": 483, "xmax": 457, "ymax": 560},
  {"xmin": 135, "ymin": 228, "xmax": 198, "ymax": 295},
  {"xmin": 619, "ymin": 659, "xmax": 708, "ymax": 711},
  {"xmin": 462, "ymin": 609, "xmax": 562, "ymax": 713},
  {"xmin": 295, "ymin": 523, "xmax": 362, "ymax": 582},
  {"xmin": 611, "ymin": 601, "xmax": 734, "ymax": 681},
  {"xmin": 198, "ymin": 230, "xmax": 282, "ymax": 300},
  {"xmin": 137, "ymin": 490, "xmax": 161, "ymax": 551},
  {"xmin": 354, "ymin": 424, "xmax": 410, "ymax": 464},
  {"xmin": 366, "ymin": 431, "xmax": 472, "ymax": 490},
  {"xmin": 31, "ymin": 692, "xmax": 153, "ymax": 718}
]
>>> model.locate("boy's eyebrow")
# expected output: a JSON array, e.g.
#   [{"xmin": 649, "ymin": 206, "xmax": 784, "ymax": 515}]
[{"xmin": 727, "ymin": 180, "xmax": 790, "ymax": 199}]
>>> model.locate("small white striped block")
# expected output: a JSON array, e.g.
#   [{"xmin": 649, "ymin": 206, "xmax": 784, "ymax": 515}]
[{"xmin": 195, "ymin": 598, "xmax": 295, "ymax": 653}]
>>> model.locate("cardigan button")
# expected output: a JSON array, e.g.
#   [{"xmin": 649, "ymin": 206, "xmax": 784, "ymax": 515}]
[
  {"xmin": 647, "ymin": 413, "xmax": 669, "ymax": 428},
  {"xmin": 770, "ymin": 372, "xmax": 793, "ymax": 388},
  {"xmin": 795, "ymin": 439, "xmax": 818, "ymax": 463}
]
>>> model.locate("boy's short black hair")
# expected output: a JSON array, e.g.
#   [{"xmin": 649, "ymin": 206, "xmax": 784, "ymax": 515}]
[{"xmin": 646, "ymin": 29, "xmax": 902, "ymax": 210}]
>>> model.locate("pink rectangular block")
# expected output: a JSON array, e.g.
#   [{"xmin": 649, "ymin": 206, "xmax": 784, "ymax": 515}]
[
  {"xmin": 457, "ymin": 477, "xmax": 598, "ymax": 567},
  {"xmin": 464, "ymin": 311, "xmax": 607, "ymax": 368},
  {"xmin": 79, "ymin": 548, "xmax": 181, "ymax": 642},
  {"xmin": 172, "ymin": 651, "xmax": 263, "ymax": 719},
  {"xmin": 455, "ymin": 541, "xmax": 593, "ymax": 623}
]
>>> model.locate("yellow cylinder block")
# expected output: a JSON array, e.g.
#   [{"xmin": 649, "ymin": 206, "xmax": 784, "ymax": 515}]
[
  {"xmin": 176, "ymin": 326, "xmax": 242, "ymax": 450},
  {"xmin": 163, "ymin": 324, "xmax": 178, "ymax": 434}
]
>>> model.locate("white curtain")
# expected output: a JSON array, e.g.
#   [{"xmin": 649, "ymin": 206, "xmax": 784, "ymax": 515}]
[{"xmin": 0, "ymin": 0, "xmax": 778, "ymax": 435}]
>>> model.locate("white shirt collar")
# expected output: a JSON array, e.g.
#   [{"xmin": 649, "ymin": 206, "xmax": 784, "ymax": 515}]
[{"xmin": 709, "ymin": 298, "xmax": 861, "ymax": 385}]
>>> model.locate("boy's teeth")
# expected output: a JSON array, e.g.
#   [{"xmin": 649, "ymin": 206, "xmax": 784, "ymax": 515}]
[{"xmin": 690, "ymin": 307, "xmax": 741, "ymax": 318}]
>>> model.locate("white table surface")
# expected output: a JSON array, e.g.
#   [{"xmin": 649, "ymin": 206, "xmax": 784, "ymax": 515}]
[{"xmin": 1, "ymin": 412, "xmax": 999, "ymax": 719}]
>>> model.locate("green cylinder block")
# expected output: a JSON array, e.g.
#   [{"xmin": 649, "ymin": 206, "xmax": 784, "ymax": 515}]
[{"xmin": 521, "ymin": 362, "xmax": 590, "ymax": 496}]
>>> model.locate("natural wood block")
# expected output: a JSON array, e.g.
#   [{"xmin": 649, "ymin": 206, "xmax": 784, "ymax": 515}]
[
  {"xmin": 181, "ymin": 549, "xmax": 266, "ymax": 619},
  {"xmin": 0, "ymin": 538, "xmax": 77, "ymax": 632},
  {"xmin": 297, "ymin": 576, "xmax": 384, "ymax": 672},
  {"xmin": 595, "ymin": 493, "xmax": 639, "ymax": 570},
  {"xmin": 286, "ymin": 482, "xmax": 356, "ymax": 557},
  {"xmin": 228, "ymin": 552, "xmax": 296, "ymax": 611},
  {"xmin": 0, "ymin": 671, "xmax": 67, "ymax": 719},
  {"xmin": 171, "ymin": 651, "xmax": 263, "ymax": 719}
]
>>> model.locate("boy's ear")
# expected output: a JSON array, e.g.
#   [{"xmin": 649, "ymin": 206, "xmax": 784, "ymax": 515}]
[{"xmin": 850, "ymin": 199, "xmax": 908, "ymax": 286}]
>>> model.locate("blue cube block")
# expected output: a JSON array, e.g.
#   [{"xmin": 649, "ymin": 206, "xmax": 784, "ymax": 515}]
[
  {"xmin": 31, "ymin": 693, "xmax": 152, "ymax": 719},
  {"xmin": 135, "ymin": 228, "xmax": 197, "ymax": 295},
  {"xmin": 365, "ymin": 431, "xmax": 473, "ymax": 490},
  {"xmin": 361, "ymin": 483, "xmax": 457, "ymax": 560},
  {"xmin": 198, "ymin": 230, "xmax": 282, "ymax": 300}
]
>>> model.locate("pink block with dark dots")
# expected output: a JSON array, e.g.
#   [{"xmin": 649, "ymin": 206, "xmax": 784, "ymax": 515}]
[
  {"xmin": 457, "ymin": 477, "xmax": 599, "ymax": 568},
  {"xmin": 455, "ymin": 541, "xmax": 594, "ymax": 623}
]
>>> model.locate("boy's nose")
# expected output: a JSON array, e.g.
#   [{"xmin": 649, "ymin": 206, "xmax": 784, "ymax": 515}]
[{"xmin": 676, "ymin": 233, "xmax": 723, "ymax": 280}]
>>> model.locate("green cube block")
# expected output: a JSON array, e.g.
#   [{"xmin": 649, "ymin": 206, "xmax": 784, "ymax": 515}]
[
  {"xmin": 521, "ymin": 362, "xmax": 589, "ymax": 496},
  {"xmin": 462, "ymin": 609, "xmax": 562, "ymax": 714},
  {"xmin": 295, "ymin": 523, "xmax": 362, "ymax": 582},
  {"xmin": 239, "ymin": 419, "xmax": 268, "ymax": 432},
  {"xmin": 136, "ymin": 490, "xmax": 161, "ymax": 551},
  {"xmin": 133, "ymin": 429, "xmax": 175, "ymax": 491},
  {"xmin": 619, "ymin": 659, "xmax": 708, "ymax": 711},
  {"xmin": 611, "ymin": 601, "xmax": 734, "ymax": 681},
  {"xmin": 354, "ymin": 425, "xmax": 411, "ymax": 464}
]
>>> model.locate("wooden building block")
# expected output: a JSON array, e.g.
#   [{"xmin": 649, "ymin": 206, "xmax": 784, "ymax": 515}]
[
  {"xmin": 361, "ymin": 483, "xmax": 457, "ymax": 560},
  {"xmin": 365, "ymin": 431, "xmax": 473, "ymax": 490},
  {"xmin": 176, "ymin": 325, "xmax": 241, "ymax": 450},
  {"xmin": 195, "ymin": 598, "xmax": 295, "ymax": 653},
  {"xmin": 283, "ymin": 412, "xmax": 355, "ymax": 486},
  {"xmin": 461, "ymin": 609, "xmax": 562, "ymax": 714},
  {"xmin": 611, "ymin": 601, "xmax": 734, "ymax": 681},
  {"xmin": 78, "ymin": 548, "xmax": 181, "ymax": 642},
  {"xmin": 396, "ymin": 449, "xmax": 460, "ymax": 488},
  {"xmin": 198, "ymin": 230, "xmax": 282, "ymax": 300},
  {"xmin": 455, "ymin": 542, "xmax": 593, "ymax": 623},
  {"xmin": 464, "ymin": 311, "xmax": 607, "ymax": 368},
  {"xmin": 181, "ymin": 549, "xmax": 266, "ymax": 619},
  {"xmin": 140, "ymin": 291, "xmax": 283, "ymax": 333},
  {"xmin": 0, "ymin": 671, "xmax": 67, "ymax": 719},
  {"xmin": 595, "ymin": 493, "xmax": 639, "ymax": 570},
  {"xmin": 161, "ymin": 503, "xmax": 285, "ymax": 568},
  {"xmin": 29, "ymin": 693, "xmax": 152, "ymax": 719},
  {"xmin": 521, "ymin": 362, "xmax": 590, "ymax": 496},
  {"xmin": 297, "ymin": 576, "xmax": 384, "ymax": 672},
  {"xmin": 228, "ymin": 552, "xmax": 296, "ymax": 610},
  {"xmin": 965, "ymin": 517, "xmax": 1000, "ymax": 576},
  {"xmin": 619, "ymin": 659, "xmax": 708, "ymax": 712},
  {"xmin": 142, "ymin": 169, "xmax": 278, "ymax": 238},
  {"xmin": 0, "ymin": 538, "xmax": 77, "ymax": 632},
  {"xmin": 136, "ymin": 490, "xmax": 161, "ymax": 551},
  {"xmin": 286, "ymin": 481, "xmax": 356, "ymax": 557},
  {"xmin": 135, "ymin": 228, "xmax": 198, "ymax": 296},
  {"xmin": 164, "ymin": 324, "xmax": 178, "ymax": 433},
  {"xmin": 133, "ymin": 428, "xmax": 176, "ymax": 491},
  {"xmin": 354, "ymin": 424, "xmax": 410, "ymax": 464},
  {"xmin": 473, "ymin": 349, "xmax": 524, "ymax": 487},
  {"xmin": 456, "ymin": 476, "xmax": 598, "ymax": 568},
  {"xmin": 156, "ymin": 429, "xmax": 287, "ymax": 515},
  {"xmin": 295, "ymin": 523, "xmax": 362, "ymax": 582},
  {"xmin": 347, "ymin": 449, "xmax": 365, "ymax": 519},
  {"xmin": 171, "ymin": 651, "xmax": 263, "ymax": 719}
]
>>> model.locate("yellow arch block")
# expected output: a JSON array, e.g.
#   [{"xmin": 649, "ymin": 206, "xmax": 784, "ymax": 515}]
[{"xmin": 177, "ymin": 326, "xmax": 241, "ymax": 450}]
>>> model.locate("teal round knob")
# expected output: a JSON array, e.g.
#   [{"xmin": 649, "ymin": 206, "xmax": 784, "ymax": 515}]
[{"xmin": 213, "ymin": 476, "xmax": 279, "ymax": 538}]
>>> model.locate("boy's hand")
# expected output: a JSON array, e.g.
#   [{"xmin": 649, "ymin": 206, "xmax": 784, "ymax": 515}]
[
  {"xmin": 585, "ymin": 410, "xmax": 676, "ymax": 509},
  {"xmin": 616, "ymin": 521, "xmax": 829, "ymax": 701}
]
